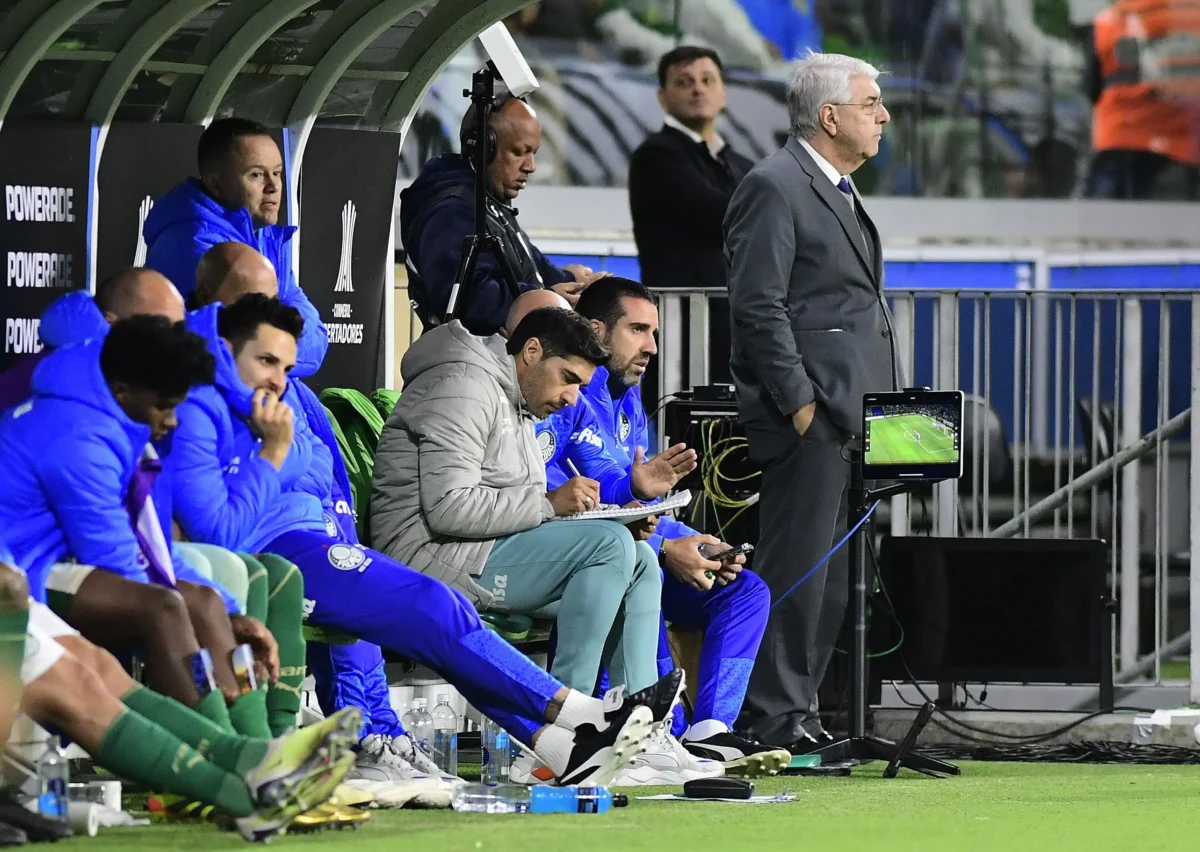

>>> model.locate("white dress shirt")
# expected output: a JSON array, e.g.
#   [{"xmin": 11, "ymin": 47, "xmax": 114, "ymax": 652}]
[
  {"xmin": 664, "ymin": 113, "xmax": 727, "ymax": 159},
  {"xmin": 799, "ymin": 138, "xmax": 847, "ymax": 191}
]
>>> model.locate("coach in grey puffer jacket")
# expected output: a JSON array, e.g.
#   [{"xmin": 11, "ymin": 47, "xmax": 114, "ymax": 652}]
[
  {"xmin": 369, "ymin": 309, "xmax": 664, "ymax": 697},
  {"xmin": 370, "ymin": 321, "xmax": 552, "ymax": 606}
]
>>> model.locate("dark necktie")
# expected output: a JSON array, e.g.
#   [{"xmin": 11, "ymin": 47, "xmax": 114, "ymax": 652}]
[{"xmin": 838, "ymin": 177, "xmax": 873, "ymax": 270}]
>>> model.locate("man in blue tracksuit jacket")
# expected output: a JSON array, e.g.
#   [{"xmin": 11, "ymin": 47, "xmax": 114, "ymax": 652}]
[
  {"xmin": 536, "ymin": 278, "xmax": 790, "ymax": 777},
  {"xmin": 0, "ymin": 316, "xmax": 284, "ymax": 736},
  {"xmin": 169, "ymin": 294, "xmax": 682, "ymax": 795},
  {"xmin": 141, "ymin": 117, "xmax": 399, "ymax": 746},
  {"xmin": 142, "ymin": 117, "xmax": 327, "ymax": 376},
  {"xmin": 38, "ymin": 275, "xmax": 315, "ymax": 736},
  {"xmin": 36, "ymin": 279, "xmax": 240, "ymax": 615}
]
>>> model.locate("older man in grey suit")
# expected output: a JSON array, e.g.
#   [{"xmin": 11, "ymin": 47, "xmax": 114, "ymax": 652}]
[{"xmin": 724, "ymin": 52, "xmax": 900, "ymax": 751}]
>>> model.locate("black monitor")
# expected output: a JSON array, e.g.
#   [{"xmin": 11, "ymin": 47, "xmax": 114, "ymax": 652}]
[
  {"xmin": 862, "ymin": 389, "xmax": 964, "ymax": 481},
  {"xmin": 870, "ymin": 536, "xmax": 1111, "ymax": 686}
]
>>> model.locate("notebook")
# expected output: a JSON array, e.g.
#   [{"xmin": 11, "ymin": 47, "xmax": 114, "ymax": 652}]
[{"xmin": 550, "ymin": 490, "xmax": 693, "ymax": 524}]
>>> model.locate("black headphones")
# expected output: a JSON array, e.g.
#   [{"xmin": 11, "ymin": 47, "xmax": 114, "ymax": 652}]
[{"xmin": 461, "ymin": 91, "xmax": 522, "ymax": 165}]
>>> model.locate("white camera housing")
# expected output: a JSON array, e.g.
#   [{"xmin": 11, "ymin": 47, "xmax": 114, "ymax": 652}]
[{"xmin": 478, "ymin": 22, "xmax": 539, "ymax": 98}]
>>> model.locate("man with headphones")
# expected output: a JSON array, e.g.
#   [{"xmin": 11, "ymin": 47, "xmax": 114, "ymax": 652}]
[{"xmin": 400, "ymin": 94, "xmax": 606, "ymax": 335}]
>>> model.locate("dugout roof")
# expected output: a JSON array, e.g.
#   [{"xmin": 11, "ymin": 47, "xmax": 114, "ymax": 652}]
[{"xmin": 0, "ymin": 0, "xmax": 531, "ymax": 137}]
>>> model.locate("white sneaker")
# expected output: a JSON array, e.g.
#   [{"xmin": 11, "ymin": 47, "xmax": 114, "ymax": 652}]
[
  {"xmin": 341, "ymin": 734, "xmax": 454, "ymax": 808},
  {"xmin": 509, "ymin": 746, "xmax": 556, "ymax": 786},
  {"xmin": 609, "ymin": 728, "xmax": 725, "ymax": 787},
  {"xmin": 389, "ymin": 733, "xmax": 465, "ymax": 788}
]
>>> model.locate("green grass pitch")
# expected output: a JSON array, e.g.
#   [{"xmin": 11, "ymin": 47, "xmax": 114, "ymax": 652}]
[
  {"xmin": 865, "ymin": 413, "xmax": 958, "ymax": 466},
  {"xmin": 74, "ymin": 763, "xmax": 1200, "ymax": 851}
]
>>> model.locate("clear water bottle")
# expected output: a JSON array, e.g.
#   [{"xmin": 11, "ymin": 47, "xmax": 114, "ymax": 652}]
[
  {"xmin": 480, "ymin": 717, "xmax": 510, "ymax": 785},
  {"xmin": 451, "ymin": 784, "xmax": 626, "ymax": 814},
  {"xmin": 36, "ymin": 736, "xmax": 68, "ymax": 820},
  {"xmin": 401, "ymin": 699, "xmax": 431, "ymax": 755},
  {"xmin": 413, "ymin": 698, "xmax": 434, "ymax": 754},
  {"xmin": 400, "ymin": 701, "xmax": 419, "ymax": 738},
  {"xmin": 431, "ymin": 694, "xmax": 458, "ymax": 777}
]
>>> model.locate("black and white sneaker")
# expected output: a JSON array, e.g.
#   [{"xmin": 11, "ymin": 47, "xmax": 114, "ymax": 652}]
[
  {"xmin": 607, "ymin": 668, "xmax": 686, "ymax": 727},
  {"xmin": 551, "ymin": 702, "xmax": 655, "ymax": 787},
  {"xmin": 683, "ymin": 730, "xmax": 792, "ymax": 778}
]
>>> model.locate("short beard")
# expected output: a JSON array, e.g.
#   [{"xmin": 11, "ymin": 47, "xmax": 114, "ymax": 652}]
[
  {"xmin": 607, "ymin": 357, "xmax": 641, "ymax": 389},
  {"xmin": 602, "ymin": 333, "xmax": 641, "ymax": 388}
]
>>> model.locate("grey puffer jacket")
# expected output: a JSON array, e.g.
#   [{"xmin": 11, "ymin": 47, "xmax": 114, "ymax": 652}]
[{"xmin": 369, "ymin": 321, "xmax": 554, "ymax": 607}]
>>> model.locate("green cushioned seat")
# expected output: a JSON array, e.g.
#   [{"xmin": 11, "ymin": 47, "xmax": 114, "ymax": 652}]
[
  {"xmin": 372, "ymin": 388, "xmax": 401, "ymax": 420},
  {"xmin": 479, "ymin": 611, "xmax": 533, "ymax": 642}
]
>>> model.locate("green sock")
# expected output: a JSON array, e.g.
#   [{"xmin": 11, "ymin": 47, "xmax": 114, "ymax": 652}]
[
  {"xmin": 239, "ymin": 554, "xmax": 269, "ymax": 623},
  {"xmin": 96, "ymin": 708, "xmax": 256, "ymax": 818},
  {"xmin": 229, "ymin": 689, "xmax": 273, "ymax": 740},
  {"xmin": 258, "ymin": 554, "xmax": 307, "ymax": 736},
  {"xmin": 0, "ymin": 608, "xmax": 29, "ymax": 684},
  {"xmin": 122, "ymin": 685, "xmax": 268, "ymax": 776},
  {"xmin": 192, "ymin": 686, "xmax": 238, "ymax": 734}
]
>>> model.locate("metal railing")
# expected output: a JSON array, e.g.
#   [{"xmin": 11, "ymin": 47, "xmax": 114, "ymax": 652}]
[
  {"xmin": 388, "ymin": 276, "xmax": 1200, "ymax": 699},
  {"xmin": 651, "ymin": 286, "xmax": 1200, "ymax": 700}
]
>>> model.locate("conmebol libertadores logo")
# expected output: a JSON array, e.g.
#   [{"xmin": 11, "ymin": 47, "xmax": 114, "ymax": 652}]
[{"xmin": 334, "ymin": 199, "xmax": 356, "ymax": 294}]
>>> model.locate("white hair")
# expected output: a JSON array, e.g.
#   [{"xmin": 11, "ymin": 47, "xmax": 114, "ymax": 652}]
[{"xmin": 786, "ymin": 51, "xmax": 880, "ymax": 142}]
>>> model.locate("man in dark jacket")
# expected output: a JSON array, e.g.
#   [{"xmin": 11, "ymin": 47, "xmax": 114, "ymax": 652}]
[
  {"xmin": 400, "ymin": 97, "xmax": 603, "ymax": 335},
  {"xmin": 628, "ymin": 47, "xmax": 754, "ymax": 388}
]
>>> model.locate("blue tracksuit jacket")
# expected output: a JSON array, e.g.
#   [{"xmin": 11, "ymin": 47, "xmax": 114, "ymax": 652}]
[
  {"xmin": 536, "ymin": 366, "xmax": 771, "ymax": 730},
  {"xmin": 171, "ymin": 304, "xmax": 331, "ymax": 554},
  {"xmin": 537, "ymin": 365, "xmax": 698, "ymax": 554},
  {"xmin": 0, "ymin": 340, "xmax": 235, "ymax": 610},
  {"xmin": 142, "ymin": 178, "xmax": 328, "ymax": 379}
]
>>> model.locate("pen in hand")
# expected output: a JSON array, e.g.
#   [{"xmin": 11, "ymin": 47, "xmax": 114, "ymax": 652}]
[{"xmin": 563, "ymin": 458, "xmax": 599, "ymax": 513}]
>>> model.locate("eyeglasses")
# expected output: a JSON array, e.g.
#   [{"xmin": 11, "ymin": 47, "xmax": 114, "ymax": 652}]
[{"xmin": 829, "ymin": 99, "xmax": 885, "ymax": 115}]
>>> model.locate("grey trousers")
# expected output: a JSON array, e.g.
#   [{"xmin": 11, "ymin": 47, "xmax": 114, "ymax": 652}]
[{"xmin": 740, "ymin": 424, "xmax": 851, "ymax": 746}]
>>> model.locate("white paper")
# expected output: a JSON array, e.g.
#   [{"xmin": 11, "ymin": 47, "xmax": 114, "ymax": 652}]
[{"xmin": 550, "ymin": 490, "xmax": 693, "ymax": 524}]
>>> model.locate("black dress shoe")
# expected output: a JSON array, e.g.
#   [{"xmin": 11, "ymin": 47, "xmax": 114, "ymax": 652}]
[
  {"xmin": 802, "ymin": 718, "xmax": 835, "ymax": 743},
  {"xmin": 0, "ymin": 791, "xmax": 71, "ymax": 843},
  {"xmin": 786, "ymin": 732, "xmax": 823, "ymax": 755},
  {"xmin": 0, "ymin": 822, "xmax": 24, "ymax": 847}
]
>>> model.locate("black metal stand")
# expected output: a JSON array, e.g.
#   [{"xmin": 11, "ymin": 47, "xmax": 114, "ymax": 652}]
[
  {"xmin": 811, "ymin": 455, "xmax": 961, "ymax": 779},
  {"xmin": 444, "ymin": 62, "xmax": 522, "ymax": 324}
]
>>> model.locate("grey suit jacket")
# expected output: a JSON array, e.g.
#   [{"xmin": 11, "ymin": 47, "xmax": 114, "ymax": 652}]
[{"xmin": 723, "ymin": 137, "xmax": 900, "ymax": 460}]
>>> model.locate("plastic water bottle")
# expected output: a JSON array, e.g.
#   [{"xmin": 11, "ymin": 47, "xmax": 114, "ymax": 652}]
[
  {"xmin": 36, "ymin": 736, "xmax": 68, "ymax": 820},
  {"xmin": 431, "ymin": 694, "xmax": 458, "ymax": 777},
  {"xmin": 451, "ymin": 784, "xmax": 626, "ymax": 814},
  {"xmin": 480, "ymin": 717, "xmax": 510, "ymax": 784},
  {"xmin": 401, "ymin": 699, "xmax": 433, "ymax": 755},
  {"xmin": 413, "ymin": 698, "xmax": 434, "ymax": 754},
  {"xmin": 401, "ymin": 701, "xmax": 419, "ymax": 737}
]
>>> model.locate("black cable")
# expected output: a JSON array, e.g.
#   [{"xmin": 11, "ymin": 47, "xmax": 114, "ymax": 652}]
[
  {"xmin": 916, "ymin": 741, "xmax": 1200, "ymax": 764},
  {"xmin": 963, "ymin": 683, "xmax": 995, "ymax": 710},
  {"xmin": 648, "ymin": 392, "xmax": 680, "ymax": 424}
]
